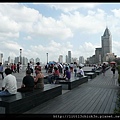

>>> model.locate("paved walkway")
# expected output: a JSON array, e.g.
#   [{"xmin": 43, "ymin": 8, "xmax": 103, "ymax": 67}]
[
  {"xmin": 22, "ymin": 68, "xmax": 119, "ymax": 114},
  {"xmin": 0, "ymin": 67, "xmax": 119, "ymax": 116}
]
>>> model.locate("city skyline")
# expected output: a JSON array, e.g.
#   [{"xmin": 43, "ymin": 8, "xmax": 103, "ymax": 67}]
[
  {"xmin": 2, "ymin": 51, "xmax": 83, "ymax": 64},
  {"xmin": 0, "ymin": 3, "xmax": 120, "ymax": 63}
]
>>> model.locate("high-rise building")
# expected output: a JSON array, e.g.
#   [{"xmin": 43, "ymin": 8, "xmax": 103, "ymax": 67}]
[
  {"xmin": 79, "ymin": 56, "xmax": 84, "ymax": 64},
  {"xmin": 14, "ymin": 57, "xmax": 20, "ymax": 64},
  {"xmin": 68, "ymin": 51, "xmax": 71, "ymax": 64},
  {"xmin": 95, "ymin": 48, "xmax": 102, "ymax": 64},
  {"xmin": 101, "ymin": 27, "xmax": 112, "ymax": 62},
  {"xmin": 0, "ymin": 53, "xmax": 3, "ymax": 63},
  {"xmin": 58, "ymin": 55, "xmax": 63, "ymax": 63},
  {"xmin": 23, "ymin": 57, "xmax": 28, "ymax": 65},
  {"xmin": 65, "ymin": 55, "xmax": 68, "ymax": 63},
  {"xmin": 8, "ymin": 56, "xmax": 11, "ymax": 64}
]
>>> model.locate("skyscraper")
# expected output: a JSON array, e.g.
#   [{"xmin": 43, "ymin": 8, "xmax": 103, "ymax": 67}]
[
  {"xmin": 0, "ymin": 53, "xmax": 3, "ymax": 63},
  {"xmin": 101, "ymin": 27, "xmax": 112, "ymax": 62},
  {"xmin": 68, "ymin": 51, "xmax": 71, "ymax": 64},
  {"xmin": 58, "ymin": 55, "xmax": 63, "ymax": 63}
]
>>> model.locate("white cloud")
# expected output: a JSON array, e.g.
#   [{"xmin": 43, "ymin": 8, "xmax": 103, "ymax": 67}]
[
  {"xmin": 0, "ymin": 4, "xmax": 73, "ymax": 40},
  {"xmin": 0, "ymin": 41, "xmax": 23, "ymax": 60},
  {"xmin": 48, "ymin": 3, "xmax": 101, "ymax": 12},
  {"xmin": 79, "ymin": 42, "xmax": 100, "ymax": 58},
  {"xmin": 111, "ymin": 9, "xmax": 120, "ymax": 18},
  {"xmin": 23, "ymin": 36, "xmax": 32, "ymax": 40},
  {"xmin": 0, "ymin": 3, "xmax": 120, "ymax": 63},
  {"xmin": 60, "ymin": 9, "xmax": 106, "ymax": 34},
  {"xmin": 112, "ymin": 41, "xmax": 120, "ymax": 57}
]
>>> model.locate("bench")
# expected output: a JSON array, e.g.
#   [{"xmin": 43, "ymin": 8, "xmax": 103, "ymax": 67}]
[
  {"xmin": 58, "ymin": 76, "xmax": 88, "ymax": 90},
  {"xmin": 95, "ymin": 66, "xmax": 110, "ymax": 76},
  {"xmin": 0, "ymin": 84, "xmax": 62, "ymax": 114},
  {"xmin": 85, "ymin": 72, "xmax": 96, "ymax": 79},
  {"xmin": 44, "ymin": 75, "xmax": 49, "ymax": 84},
  {"xmin": 95, "ymin": 70, "xmax": 102, "ymax": 75}
]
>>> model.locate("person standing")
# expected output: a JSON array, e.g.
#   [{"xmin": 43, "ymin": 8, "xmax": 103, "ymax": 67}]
[
  {"xmin": 45, "ymin": 63, "xmax": 49, "ymax": 73},
  {"xmin": 30, "ymin": 61, "xmax": 34, "ymax": 75},
  {"xmin": 0, "ymin": 68, "xmax": 17, "ymax": 96},
  {"xmin": 111, "ymin": 64, "xmax": 116, "ymax": 76},
  {"xmin": 73, "ymin": 62, "xmax": 77, "ymax": 77},
  {"xmin": 0, "ymin": 62, "xmax": 4, "ymax": 79},
  {"xmin": 102, "ymin": 63, "xmax": 106, "ymax": 76},
  {"xmin": 17, "ymin": 62, "xmax": 20, "ymax": 73},
  {"xmin": 13, "ymin": 63, "xmax": 17, "ymax": 73},
  {"xmin": 19, "ymin": 62, "xmax": 22, "ymax": 72}
]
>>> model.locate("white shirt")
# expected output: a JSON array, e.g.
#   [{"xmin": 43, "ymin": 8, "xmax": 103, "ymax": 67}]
[
  {"xmin": 30, "ymin": 63, "xmax": 34, "ymax": 69},
  {"xmin": 2, "ymin": 74, "xmax": 17, "ymax": 94},
  {"xmin": 73, "ymin": 64, "xmax": 77, "ymax": 70},
  {"xmin": 77, "ymin": 68, "xmax": 84, "ymax": 76}
]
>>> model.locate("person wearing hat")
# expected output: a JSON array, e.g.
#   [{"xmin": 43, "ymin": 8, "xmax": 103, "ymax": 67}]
[{"xmin": 0, "ymin": 62, "xmax": 4, "ymax": 79}]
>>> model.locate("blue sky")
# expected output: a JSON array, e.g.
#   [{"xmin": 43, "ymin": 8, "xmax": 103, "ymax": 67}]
[{"xmin": 0, "ymin": 2, "xmax": 120, "ymax": 64}]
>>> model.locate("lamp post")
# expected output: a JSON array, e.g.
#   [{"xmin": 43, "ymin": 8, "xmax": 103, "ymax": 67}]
[
  {"xmin": 20, "ymin": 49, "xmax": 22, "ymax": 64},
  {"xmin": 46, "ymin": 53, "xmax": 48, "ymax": 64}
]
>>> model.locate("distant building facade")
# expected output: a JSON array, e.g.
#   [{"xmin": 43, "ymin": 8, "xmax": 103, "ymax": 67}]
[
  {"xmin": 101, "ymin": 27, "xmax": 112, "ymax": 62},
  {"xmin": 79, "ymin": 56, "xmax": 84, "ymax": 64},
  {"xmin": 58, "ymin": 55, "xmax": 63, "ymax": 63},
  {"xmin": 95, "ymin": 48, "xmax": 102, "ymax": 64}
]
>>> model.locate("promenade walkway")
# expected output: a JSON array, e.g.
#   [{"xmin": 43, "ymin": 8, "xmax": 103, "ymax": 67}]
[
  {"xmin": 0, "ymin": 67, "xmax": 119, "ymax": 116},
  {"xmin": 22, "ymin": 68, "xmax": 119, "ymax": 114}
]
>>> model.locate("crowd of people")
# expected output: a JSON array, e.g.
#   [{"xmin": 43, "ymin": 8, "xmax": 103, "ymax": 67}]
[
  {"xmin": 0, "ymin": 60, "xmax": 117, "ymax": 97},
  {"xmin": 44, "ymin": 62, "xmax": 85, "ymax": 84}
]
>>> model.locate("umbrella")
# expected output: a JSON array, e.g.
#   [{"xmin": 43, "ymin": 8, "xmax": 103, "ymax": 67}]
[
  {"xmin": 110, "ymin": 61, "xmax": 116, "ymax": 64},
  {"xmin": 48, "ymin": 61, "xmax": 56, "ymax": 65},
  {"xmin": 57, "ymin": 63, "xmax": 63, "ymax": 68}
]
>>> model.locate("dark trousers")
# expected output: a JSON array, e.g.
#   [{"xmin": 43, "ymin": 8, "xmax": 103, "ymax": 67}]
[
  {"xmin": 0, "ymin": 72, "xmax": 4, "ymax": 79},
  {"xmin": 48, "ymin": 75, "xmax": 59, "ymax": 84},
  {"xmin": 112, "ymin": 69, "xmax": 115, "ymax": 75},
  {"xmin": 17, "ymin": 68, "xmax": 19, "ymax": 73},
  {"xmin": 17, "ymin": 87, "xmax": 33, "ymax": 92}
]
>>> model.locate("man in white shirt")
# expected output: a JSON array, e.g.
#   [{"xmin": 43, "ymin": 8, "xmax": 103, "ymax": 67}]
[{"xmin": 0, "ymin": 68, "xmax": 17, "ymax": 96}]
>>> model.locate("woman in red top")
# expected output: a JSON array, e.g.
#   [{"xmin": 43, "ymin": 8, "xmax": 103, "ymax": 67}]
[
  {"xmin": 11, "ymin": 63, "xmax": 14, "ymax": 73},
  {"xmin": 47, "ymin": 67, "xmax": 60, "ymax": 84}
]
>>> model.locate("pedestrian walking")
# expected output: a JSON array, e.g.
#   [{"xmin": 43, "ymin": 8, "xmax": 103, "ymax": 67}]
[
  {"xmin": 102, "ymin": 63, "xmax": 106, "ymax": 76},
  {"xmin": 111, "ymin": 64, "xmax": 116, "ymax": 76}
]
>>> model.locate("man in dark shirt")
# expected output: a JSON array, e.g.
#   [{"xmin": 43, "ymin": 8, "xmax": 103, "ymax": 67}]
[{"xmin": 17, "ymin": 69, "xmax": 34, "ymax": 92}]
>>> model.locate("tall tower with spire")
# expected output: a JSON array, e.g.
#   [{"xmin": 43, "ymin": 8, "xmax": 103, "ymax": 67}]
[{"xmin": 101, "ymin": 27, "xmax": 112, "ymax": 62}]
